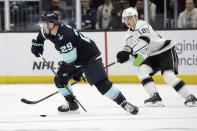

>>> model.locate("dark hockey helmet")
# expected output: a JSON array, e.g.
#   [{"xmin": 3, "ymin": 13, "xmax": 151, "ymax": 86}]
[{"xmin": 39, "ymin": 11, "xmax": 59, "ymax": 27}]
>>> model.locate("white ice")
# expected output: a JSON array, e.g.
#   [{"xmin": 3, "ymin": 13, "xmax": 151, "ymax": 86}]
[{"xmin": 0, "ymin": 83, "xmax": 197, "ymax": 131}]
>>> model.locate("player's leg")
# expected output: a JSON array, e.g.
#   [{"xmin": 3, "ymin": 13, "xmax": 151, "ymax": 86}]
[
  {"xmin": 94, "ymin": 79, "xmax": 138, "ymax": 114},
  {"xmin": 163, "ymin": 70, "xmax": 197, "ymax": 106},
  {"xmin": 54, "ymin": 63, "xmax": 79, "ymax": 113},
  {"xmin": 161, "ymin": 48, "xmax": 197, "ymax": 107},
  {"xmin": 137, "ymin": 63, "xmax": 164, "ymax": 107},
  {"xmin": 84, "ymin": 58, "xmax": 138, "ymax": 114}
]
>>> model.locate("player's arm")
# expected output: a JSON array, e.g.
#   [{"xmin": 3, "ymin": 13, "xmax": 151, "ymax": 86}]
[
  {"xmin": 31, "ymin": 29, "xmax": 46, "ymax": 57},
  {"xmin": 116, "ymin": 45, "xmax": 137, "ymax": 64},
  {"xmin": 116, "ymin": 31, "xmax": 136, "ymax": 64},
  {"xmin": 130, "ymin": 23, "xmax": 151, "ymax": 66},
  {"xmin": 132, "ymin": 36, "xmax": 150, "ymax": 67}
]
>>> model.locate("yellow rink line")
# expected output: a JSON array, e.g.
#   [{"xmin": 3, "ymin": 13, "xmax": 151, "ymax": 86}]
[{"xmin": 0, "ymin": 75, "xmax": 197, "ymax": 84}]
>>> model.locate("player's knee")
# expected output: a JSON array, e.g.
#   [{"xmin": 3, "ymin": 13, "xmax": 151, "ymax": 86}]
[
  {"xmin": 94, "ymin": 79, "xmax": 112, "ymax": 95},
  {"xmin": 137, "ymin": 64, "xmax": 153, "ymax": 81},
  {"xmin": 54, "ymin": 76, "xmax": 68, "ymax": 88},
  {"xmin": 163, "ymin": 70, "xmax": 180, "ymax": 86}
]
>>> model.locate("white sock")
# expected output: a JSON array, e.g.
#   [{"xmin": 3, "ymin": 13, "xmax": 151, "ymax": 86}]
[
  {"xmin": 177, "ymin": 84, "xmax": 191, "ymax": 99},
  {"xmin": 144, "ymin": 82, "xmax": 158, "ymax": 97}
]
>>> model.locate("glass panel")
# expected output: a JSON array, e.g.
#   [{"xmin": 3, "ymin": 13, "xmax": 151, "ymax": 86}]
[
  {"xmin": 1, "ymin": 0, "xmax": 196, "ymax": 31},
  {"xmin": 10, "ymin": 1, "xmax": 40, "ymax": 31},
  {"xmin": 6, "ymin": 0, "xmax": 76, "ymax": 31},
  {"xmin": 0, "ymin": 1, "xmax": 4, "ymax": 31},
  {"xmin": 149, "ymin": 0, "xmax": 197, "ymax": 29},
  {"xmin": 94, "ymin": 0, "xmax": 128, "ymax": 31},
  {"xmin": 40, "ymin": 0, "xmax": 75, "ymax": 28},
  {"xmin": 72, "ymin": 0, "xmax": 98, "ymax": 30},
  {"xmin": 149, "ymin": 0, "xmax": 164, "ymax": 29},
  {"xmin": 176, "ymin": 0, "xmax": 197, "ymax": 29}
]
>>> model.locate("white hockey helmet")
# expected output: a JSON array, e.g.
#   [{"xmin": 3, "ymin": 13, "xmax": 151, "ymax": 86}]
[{"xmin": 122, "ymin": 7, "xmax": 138, "ymax": 23}]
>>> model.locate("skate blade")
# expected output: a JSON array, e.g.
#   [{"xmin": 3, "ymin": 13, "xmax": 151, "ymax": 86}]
[
  {"xmin": 58, "ymin": 110, "xmax": 80, "ymax": 114},
  {"xmin": 185, "ymin": 102, "xmax": 197, "ymax": 107},
  {"xmin": 145, "ymin": 101, "xmax": 164, "ymax": 107}
]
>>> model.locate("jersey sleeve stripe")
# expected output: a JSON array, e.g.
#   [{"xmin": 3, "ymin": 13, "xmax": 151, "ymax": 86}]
[
  {"xmin": 159, "ymin": 40, "xmax": 171, "ymax": 51},
  {"xmin": 126, "ymin": 36, "xmax": 133, "ymax": 41},
  {"xmin": 88, "ymin": 52, "xmax": 101, "ymax": 64},
  {"xmin": 133, "ymin": 44, "xmax": 148, "ymax": 54},
  {"xmin": 138, "ymin": 36, "xmax": 150, "ymax": 43}
]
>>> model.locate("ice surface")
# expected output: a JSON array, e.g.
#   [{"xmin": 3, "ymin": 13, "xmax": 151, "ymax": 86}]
[{"xmin": 0, "ymin": 83, "xmax": 196, "ymax": 131}]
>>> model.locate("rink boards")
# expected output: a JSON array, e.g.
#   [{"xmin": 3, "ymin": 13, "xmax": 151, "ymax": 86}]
[{"xmin": 0, "ymin": 30, "xmax": 196, "ymax": 84}]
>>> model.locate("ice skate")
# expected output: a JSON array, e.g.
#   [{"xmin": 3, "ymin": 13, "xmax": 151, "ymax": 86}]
[
  {"xmin": 144, "ymin": 93, "xmax": 164, "ymax": 107},
  {"xmin": 185, "ymin": 94, "xmax": 197, "ymax": 107},
  {"xmin": 58, "ymin": 101, "xmax": 79, "ymax": 113},
  {"xmin": 120, "ymin": 100, "xmax": 139, "ymax": 115}
]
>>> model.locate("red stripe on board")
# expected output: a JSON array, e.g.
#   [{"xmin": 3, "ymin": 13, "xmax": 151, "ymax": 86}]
[{"xmin": 105, "ymin": 32, "xmax": 108, "ymax": 75}]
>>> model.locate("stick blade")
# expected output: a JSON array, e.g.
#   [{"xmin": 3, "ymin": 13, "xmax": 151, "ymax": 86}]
[{"xmin": 21, "ymin": 98, "xmax": 37, "ymax": 104}]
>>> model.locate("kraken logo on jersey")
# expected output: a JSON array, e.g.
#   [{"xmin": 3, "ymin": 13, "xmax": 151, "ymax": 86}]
[{"xmin": 58, "ymin": 34, "xmax": 63, "ymax": 40}]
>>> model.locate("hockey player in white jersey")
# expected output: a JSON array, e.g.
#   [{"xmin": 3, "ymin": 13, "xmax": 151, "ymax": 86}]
[{"xmin": 116, "ymin": 7, "xmax": 197, "ymax": 107}]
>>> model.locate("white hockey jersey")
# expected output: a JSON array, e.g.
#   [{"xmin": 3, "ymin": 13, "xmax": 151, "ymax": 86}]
[{"xmin": 124, "ymin": 20, "xmax": 176, "ymax": 60}]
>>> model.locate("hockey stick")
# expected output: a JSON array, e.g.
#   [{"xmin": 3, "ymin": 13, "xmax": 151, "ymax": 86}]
[
  {"xmin": 21, "ymin": 57, "xmax": 117, "ymax": 107},
  {"xmin": 21, "ymin": 61, "xmax": 117, "ymax": 105},
  {"xmin": 21, "ymin": 91, "xmax": 59, "ymax": 104},
  {"xmin": 20, "ymin": 80, "xmax": 84, "ymax": 105},
  {"xmin": 25, "ymin": 54, "xmax": 87, "ymax": 112}
]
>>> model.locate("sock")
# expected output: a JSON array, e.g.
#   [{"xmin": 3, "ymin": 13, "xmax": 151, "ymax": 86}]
[
  {"xmin": 64, "ymin": 94, "xmax": 75, "ymax": 103},
  {"xmin": 163, "ymin": 70, "xmax": 191, "ymax": 99},
  {"xmin": 173, "ymin": 80, "xmax": 190, "ymax": 99},
  {"xmin": 141, "ymin": 77, "xmax": 158, "ymax": 97},
  {"xmin": 104, "ymin": 85, "xmax": 126, "ymax": 105},
  {"xmin": 58, "ymin": 83, "xmax": 74, "ymax": 103}
]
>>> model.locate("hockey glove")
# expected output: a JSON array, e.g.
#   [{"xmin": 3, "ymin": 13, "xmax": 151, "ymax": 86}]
[
  {"xmin": 116, "ymin": 51, "xmax": 130, "ymax": 64},
  {"xmin": 72, "ymin": 71, "xmax": 83, "ymax": 82},
  {"xmin": 31, "ymin": 39, "xmax": 44, "ymax": 57}
]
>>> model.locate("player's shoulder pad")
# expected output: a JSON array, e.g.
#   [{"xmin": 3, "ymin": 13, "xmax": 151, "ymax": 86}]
[{"xmin": 135, "ymin": 20, "xmax": 149, "ymax": 30}]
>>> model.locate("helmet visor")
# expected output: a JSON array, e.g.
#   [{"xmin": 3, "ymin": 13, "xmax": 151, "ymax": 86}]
[{"xmin": 39, "ymin": 20, "xmax": 48, "ymax": 28}]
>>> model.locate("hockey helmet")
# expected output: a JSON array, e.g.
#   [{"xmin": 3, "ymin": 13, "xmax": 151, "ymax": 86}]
[
  {"xmin": 39, "ymin": 11, "xmax": 59, "ymax": 27},
  {"xmin": 122, "ymin": 7, "xmax": 138, "ymax": 23}
]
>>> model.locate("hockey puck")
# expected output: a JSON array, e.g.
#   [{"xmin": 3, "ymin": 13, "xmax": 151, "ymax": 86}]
[{"xmin": 40, "ymin": 115, "xmax": 46, "ymax": 117}]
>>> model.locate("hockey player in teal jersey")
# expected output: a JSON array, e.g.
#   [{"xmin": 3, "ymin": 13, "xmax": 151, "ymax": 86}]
[{"xmin": 31, "ymin": 11, "xmax": 138, "ymax": 114}]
